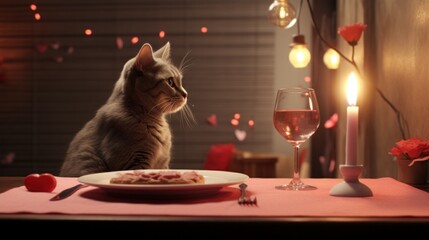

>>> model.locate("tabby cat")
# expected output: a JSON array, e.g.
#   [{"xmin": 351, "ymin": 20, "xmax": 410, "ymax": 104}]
[{"xmin": 60, "ymin": 42, "xmax": 191, "ymax": 177}]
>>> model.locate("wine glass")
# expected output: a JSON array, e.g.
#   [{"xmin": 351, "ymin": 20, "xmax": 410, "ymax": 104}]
[{"xmin": 273, "ymin": 87, "xmax": 320, "ymax": 190}]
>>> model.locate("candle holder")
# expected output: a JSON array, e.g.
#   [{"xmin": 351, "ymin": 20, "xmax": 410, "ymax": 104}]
[{"xmin": 329, "ymin": 165, "xmax": 373, "ymax": 197}]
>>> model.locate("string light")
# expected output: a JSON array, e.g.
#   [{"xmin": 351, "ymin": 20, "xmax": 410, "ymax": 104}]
[
  {"xmin": 200, "ymin": 26, "xmax": 208, "ymax": 33},
  {"xmin": 268, "ymin": 0, "xmax": 296, "ymax": 29},
  {"xmin": 289, "ymin": 34, "xmax": 311, "ymax": 68},
  {"xmin": 323, "ymin": 48, "xmax": 340, "ymax": 69},
  {"xmin": 283, "ymin": 0, "xmax": 311, "ymax": 68}
]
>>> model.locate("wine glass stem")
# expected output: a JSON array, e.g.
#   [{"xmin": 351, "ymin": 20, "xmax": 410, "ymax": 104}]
[{"xmin": 293, "ymin": 145, "xmax": 301, "ymax": 183}]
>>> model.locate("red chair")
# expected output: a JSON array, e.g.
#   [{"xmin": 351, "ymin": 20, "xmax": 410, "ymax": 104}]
[{"xmin": 203, "ymin": 143, "xmax": 236, "ymax": 171}]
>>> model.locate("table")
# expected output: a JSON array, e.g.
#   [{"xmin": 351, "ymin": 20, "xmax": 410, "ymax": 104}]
[{"xmin": 1, "ymin": 176, "xmax": 429, "ymax": 236}]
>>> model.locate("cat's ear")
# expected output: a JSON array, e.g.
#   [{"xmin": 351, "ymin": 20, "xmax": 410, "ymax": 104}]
[
  {"xmin": 135, "ymin": 43, "xmax": 155, "ymax": 71},
  {"xmin": 154, "ymin": 42, "xmax": 171, "ymax": 62}
]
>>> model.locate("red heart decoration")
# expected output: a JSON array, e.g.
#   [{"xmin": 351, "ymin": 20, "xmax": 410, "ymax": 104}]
[
  {"xmin": 54, "ymin": 56, "xmax": 64, "ymax": 63},
  {"xmin": 234, "ymin": 129, "xmax": 247, "ymax": 141},
  {"xmin": 116, "ymin": 37, "xmax": 124, "ymax": 49},
  {"xmin": 207, "ymin": 114, "xmax": 217, "ymax": 126},
  {"xmin": 67, "ymin": 46, "xmax": 74, "ymax": 54},
  {"xmin": 36, "ymin": 43, "xmax": 48, "ymax": 53},
  {"xmin": 24, "ymin": 173, "xmax": 57, "ymax": 192},
  {"xmin": 51, "ymin": 42, "xmax": 60, "ymax": 50}
]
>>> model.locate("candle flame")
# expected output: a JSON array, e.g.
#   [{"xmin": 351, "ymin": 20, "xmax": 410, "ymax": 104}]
[{"xmin": 346, "ymin": 72, "xmax": 358, "ymax": 106}]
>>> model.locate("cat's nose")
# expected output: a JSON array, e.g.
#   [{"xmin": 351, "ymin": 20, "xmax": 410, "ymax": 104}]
[{"xmin": 178, "ymin": 88, "xmax": 187, "ymax": 98}]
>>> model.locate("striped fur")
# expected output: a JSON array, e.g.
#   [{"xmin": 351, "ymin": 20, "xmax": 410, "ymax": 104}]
[{"xmin": 59, "ymin": 42, "xmax": 190, "ymax": 177}]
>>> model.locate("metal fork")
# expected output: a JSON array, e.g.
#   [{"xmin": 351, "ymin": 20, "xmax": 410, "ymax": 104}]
[{"xmin": 238, "ymin": 183, "xmax": 257, "ymax": 205}]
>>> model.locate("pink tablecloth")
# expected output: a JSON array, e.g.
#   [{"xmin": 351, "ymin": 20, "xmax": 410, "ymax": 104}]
[{"xmin": 1, "ymin": 177, "xmax": 428, "ymax": 217}]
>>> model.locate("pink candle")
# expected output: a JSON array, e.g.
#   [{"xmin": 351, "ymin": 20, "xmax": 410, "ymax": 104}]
[
  {"xmin": 346, "ymin": 72, "xmax": 358, "ymax": 166},
  {"xmin": 346, "ymin": 106, "xmax": 358, "ymax": 165}
]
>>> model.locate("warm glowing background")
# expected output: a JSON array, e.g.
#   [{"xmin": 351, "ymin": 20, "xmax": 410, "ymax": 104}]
[{"xmin": 0, "ymin": 0, "xmax": 427, "ymax": 182}]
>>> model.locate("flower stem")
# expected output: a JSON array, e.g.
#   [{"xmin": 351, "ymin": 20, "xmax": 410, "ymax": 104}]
[{"xmin": 306, "ymin": 0, "xmax": 408, "ymax": 140}]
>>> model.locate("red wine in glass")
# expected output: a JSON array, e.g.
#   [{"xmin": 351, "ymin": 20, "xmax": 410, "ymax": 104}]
[
  {"xmin": 273, "ymin": 88, "xmax": 320, "ymax": 190},
  {"xmin": 273, "ymin": 110, "xmax": 320, "ymax": 145}
]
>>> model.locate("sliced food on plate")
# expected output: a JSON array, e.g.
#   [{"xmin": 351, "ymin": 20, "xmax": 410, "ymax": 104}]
[{"xmin": 109, "ymin": 170, "xmax": 205, "ymax": 185}]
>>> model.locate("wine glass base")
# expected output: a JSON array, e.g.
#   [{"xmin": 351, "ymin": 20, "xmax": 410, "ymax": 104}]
[{"xmin": 275, "ymin": 180, "xmax": 317, "ymax": 191}]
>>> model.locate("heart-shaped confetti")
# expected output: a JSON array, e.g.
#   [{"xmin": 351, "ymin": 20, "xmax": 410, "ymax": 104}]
[
  {"xmin": 54, "ymin": 56, "xmax": 64, "ymax": 63},
  {"xmin": 0, "ymin": 152, "xmax": 15, "ymax": 165},
  {"xmin": 234, "ymin": 129, "xmax": 246, "ymax": 141},
  {"xmin": 207, "ymin": 114, "xmax": 217, "ymax": 126},
  {"xmin": 51, "ymin": 42, "xmax": 60, "ymax": 50},
  {"xmin": 324, "ymin": 113, "xmax": 338, "ymax": 128},
  {"xmin": 36, "ymin": 43, "xmax": 48, "ymax": 53},
  {"xmin": 319, "ymin": 156, "xmax": 326, "ymax": 164},
  {"xmin": 329, "ymin": 159, "xmax": 336, "ymax": 173},
  {"xmin": 67, "ymin": 46, "xmax": 74, "ymax": 54},
  {"xmin": 116, "ymin": 37, "xmax": 124, "ymax": 49},
  {"xmin": 304, "ymin": 76, "xmax": 312, "ymax": 83}
]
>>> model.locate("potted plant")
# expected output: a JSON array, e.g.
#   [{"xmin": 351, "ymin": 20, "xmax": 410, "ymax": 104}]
[{"xmin": 388, "ymin": 138, "xmax": 429, "ymax": 185}]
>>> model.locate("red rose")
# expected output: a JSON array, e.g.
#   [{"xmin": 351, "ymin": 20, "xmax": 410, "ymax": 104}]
[
  {"xmin": 388, "ymin": 138, "xmax": 429, "ymax": 160},
  {"xmin": 422, "ymin": 141, "xmax": 429, "ymax": 155},
  {"xmin": 338, "ymin": 23, "xmax": 367, "ymax": 46},
  {"xmin": 388, "ymin": 146, "xmax": 404, "ymax": 158}
]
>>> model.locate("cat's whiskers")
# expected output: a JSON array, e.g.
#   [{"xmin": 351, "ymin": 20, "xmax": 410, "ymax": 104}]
[
  {"xmin": 147, "ymin": 99, "xmax": 172, "ymax": 115},
  {"xmin": 151, "ymin": 97, "xmax": 181, "ymax": 114},
  {"xmin": 179, "ymin": 50, "xmax": 193, "ymax": 73},
  {"xmin": 179, "ymin": 103, "xmax": 196, "ymax": 128},
  {"xmin": 150, "ymin": 97, "xmax": 195, "ymax": 128},
  {"xmin": 164, "ymin": 99, "xmax": 176, "ymax": 112}
]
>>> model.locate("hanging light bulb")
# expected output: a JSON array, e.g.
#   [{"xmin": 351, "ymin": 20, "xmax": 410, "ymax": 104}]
[
  {"xmin": 323, "ymin": 48, "xmax": 340, "ymax": 69},
  {"xmin": 289, "ymin": 34, "xmax": 311, "ymax": 68},
  {"xmin": 268, "ymin": 0, "xmax": 297, "ymax": 29}
]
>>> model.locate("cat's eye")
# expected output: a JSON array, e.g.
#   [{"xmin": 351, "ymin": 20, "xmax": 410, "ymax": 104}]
[{"xmin": 166, "ymin": 77, "xmax": 174, "ymax": 87}]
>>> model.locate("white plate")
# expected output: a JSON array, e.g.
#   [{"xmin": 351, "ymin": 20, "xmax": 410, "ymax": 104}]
[{"xmin": 78, "ymin": 169, "xmax": 249, "ymax": 198}]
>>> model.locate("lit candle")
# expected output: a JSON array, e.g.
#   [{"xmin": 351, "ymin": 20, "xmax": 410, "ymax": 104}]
[{"xmin": 346, "ymin": 72, "xmax": 358, "ymax": 166}]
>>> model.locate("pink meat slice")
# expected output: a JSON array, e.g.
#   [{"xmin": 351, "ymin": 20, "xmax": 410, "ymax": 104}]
[{"xmin": 112, "ymin": 170, "xmax": 202, "ymax": 184}]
